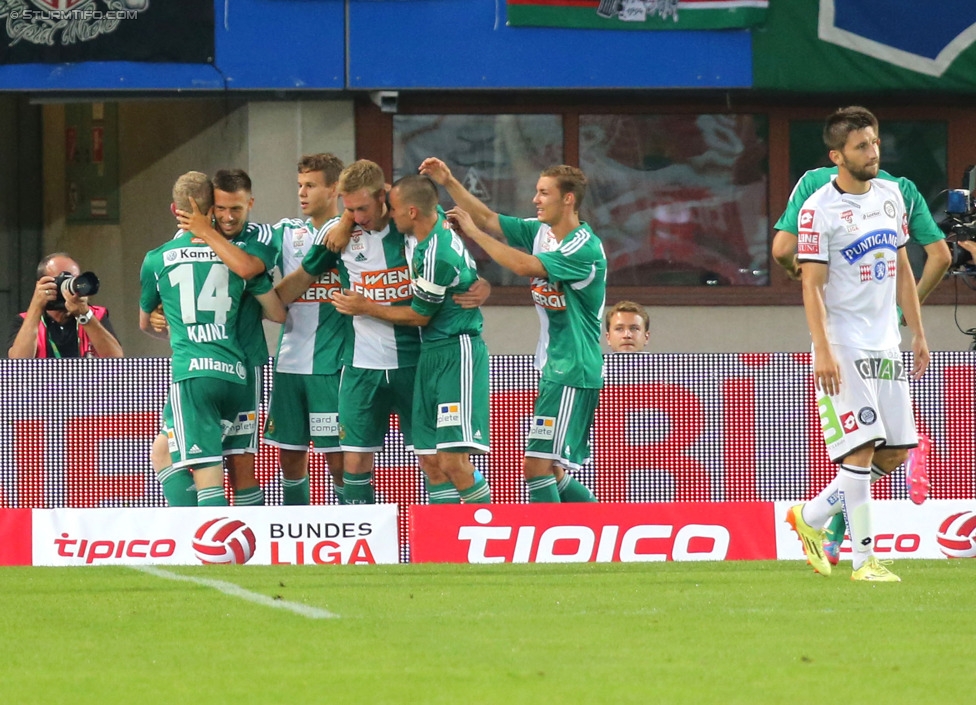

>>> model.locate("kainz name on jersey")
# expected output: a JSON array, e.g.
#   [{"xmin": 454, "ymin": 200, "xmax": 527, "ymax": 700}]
[
  {"xmin": 353, "ymin": 267, "xmax": 412, "ymax": 303},
  {"xmin": 186, "ymin": 323, "xmax": 228, "ymax": 343},
  {"xmin": 854, "ymin": 357, "xmax": 907, "ymax": 382},
  {"xmin": 188, "ymin": 357, "xmax": 247, "ymax": 379},
  {"xmin": 164, "ymin": 248, "xmax": 222, "ymax": 264},
  {"xmin": 299, "ymin": 270, "xmax": 341, "ymax": 303},
  {"xmin": 841, "ymin": 230, "xmax": 898, "ymax": 264},
  {"xmin": 530, "ymin": 281, "xmax": 566, "ymax": 310}
]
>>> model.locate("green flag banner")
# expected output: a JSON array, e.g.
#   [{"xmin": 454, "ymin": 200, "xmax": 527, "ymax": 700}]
[
  {"xmin": 507, "ymin": 0, "xmax": 768, "ymax": 31},
  {"xmin": 753, "ymin": 0, "xmax": 976, "ymax": 92}
]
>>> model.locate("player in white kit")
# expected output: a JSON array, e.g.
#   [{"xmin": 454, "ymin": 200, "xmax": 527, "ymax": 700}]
[{"xmin": 785, "ymin": 106, "xmax": 929, "ymax": 582}]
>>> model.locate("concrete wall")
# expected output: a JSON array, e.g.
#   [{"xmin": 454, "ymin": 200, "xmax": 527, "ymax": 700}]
[{"xmin": 40, "ymin": 99, "xmax": 355, "ymax": 358}]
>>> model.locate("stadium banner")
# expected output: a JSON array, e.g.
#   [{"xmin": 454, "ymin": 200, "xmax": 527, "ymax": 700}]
[
  {"xmin": 409, "ymin": 502, "xmax": 777, "ymax": 563},
  {"xmin": 506, "ymin": 0, "xmax": 768, "ymax": 31},
  {"xmin": 774, "ymin": 500, "xmax": 976, "ymax": 562},
  {"xmin": 0, "ymin": 508, "xmax": 32, "ymax": 566},
  {"xmin": 753, "ymin": 0, "xmax": 976, "ymax": 91},
  {"xmin": 2, "ymin": 354, "xmax": 975, "ymax": 564},
  {"xmin": 22, "ymin": 505, "xmax": 399, "ymax": 567},
  {"xmin": 0, "ymin": 1, "xmax": 214, "ymax": 65}
]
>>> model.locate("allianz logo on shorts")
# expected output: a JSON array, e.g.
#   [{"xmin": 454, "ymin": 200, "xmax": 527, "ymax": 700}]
[
  {"xmin": 854, "ymin": 358, "xmax": 907, "ymax": 382},
  {"xmin": 188, "ymin": 358, "xmax": 248, "ymax": 380},
  {"xmin": 310, "ymin": 413, "xmax": 339, "ymax": 437},
  {"xmin": 528, "ymin": 416, "xmax": 556, "ymax": 441},
  {"xmin": 437, "ymin": 403, "xmax": 462, "ymax": 428}
]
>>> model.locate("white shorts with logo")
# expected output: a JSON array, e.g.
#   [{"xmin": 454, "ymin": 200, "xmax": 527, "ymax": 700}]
[{"xmin": 814, "ymin": 344, "xmax": 918, "ymax": 463}]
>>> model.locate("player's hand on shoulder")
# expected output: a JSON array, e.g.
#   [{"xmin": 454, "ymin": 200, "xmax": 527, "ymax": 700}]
[{"xmin": 454, "ymin": 277, "xmax": 491, "ymax": 309}]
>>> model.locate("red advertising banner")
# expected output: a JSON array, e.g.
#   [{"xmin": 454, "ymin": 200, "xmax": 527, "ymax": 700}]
[
  {"xmin": 409, "ymin": 502, "xmax": 777, "ymax": 564},
  {"xmin": 0, "ymin": 508, "xmax": 32, "ymax": 566},
  {"xmin": 2, "ymin": 354, "xmax": 974, "ymax": 565}
]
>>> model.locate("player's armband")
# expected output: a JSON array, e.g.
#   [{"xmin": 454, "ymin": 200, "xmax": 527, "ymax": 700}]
[{"xmin": 413, "ymin": 277, "xmax": 446, "ymax": 305}]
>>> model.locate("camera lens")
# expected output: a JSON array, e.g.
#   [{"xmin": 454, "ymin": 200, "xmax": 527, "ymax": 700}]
[{"xmin": 68, "ymin": 271, "xmax": 100, "ymax": 297}]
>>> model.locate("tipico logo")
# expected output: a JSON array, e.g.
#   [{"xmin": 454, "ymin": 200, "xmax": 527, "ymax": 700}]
[{"xmin": 192, "ymin": 517, "xmax": 256, "ymax": 565}]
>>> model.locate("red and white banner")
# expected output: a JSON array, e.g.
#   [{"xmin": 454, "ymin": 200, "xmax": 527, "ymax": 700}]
[
  {"xmin": 774, "ymin": 499, "xmax": 976, "ymax": 561},
  {"xmin": 409, "ymin": 502, "xmax": 778, "ymax": 563},
  {"xmin": 3, "ymin": 500, "xmax": 974, "ymax": 566},
  {"xmin": 4, "ymin": 505, "xmax": 399, "ymax": 567}
]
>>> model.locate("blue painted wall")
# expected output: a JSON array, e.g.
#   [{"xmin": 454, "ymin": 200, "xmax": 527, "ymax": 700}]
[{"xmin": 0, "ymin": 0, "xmax": 752, "ymax": 91}]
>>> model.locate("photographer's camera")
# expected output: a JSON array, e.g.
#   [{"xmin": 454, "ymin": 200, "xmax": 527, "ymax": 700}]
[{"xmin": 48, "ymin": 271, "xmax": 100, "ymax": 310}]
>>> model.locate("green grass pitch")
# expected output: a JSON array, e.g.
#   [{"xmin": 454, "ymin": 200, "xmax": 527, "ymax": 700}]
[{"xmin": 2, "ymin": 560, "xmax": 974, "ymax": 704}]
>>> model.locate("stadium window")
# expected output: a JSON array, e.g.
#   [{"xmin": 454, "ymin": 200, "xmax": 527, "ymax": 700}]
[
  {"xmin": 393, "ymin": 113, "xmax": 563, "ymax": 287},
  {"xmin": 580, "ymin": 114, "xmax": 770, "ymax": 287}
]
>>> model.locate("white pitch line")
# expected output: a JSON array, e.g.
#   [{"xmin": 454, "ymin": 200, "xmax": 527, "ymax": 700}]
[{"xmin": 132, "ymin": 565, "xmax": 338, "ymax": 619}]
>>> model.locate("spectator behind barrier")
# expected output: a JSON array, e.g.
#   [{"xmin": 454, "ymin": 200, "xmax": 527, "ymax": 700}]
[{"xmin": 604, "ymin": 300, "xmax": 649, "ymax": 353}]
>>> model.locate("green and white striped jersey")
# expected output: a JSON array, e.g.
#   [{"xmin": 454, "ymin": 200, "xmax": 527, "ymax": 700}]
[
  {"xmin": 272, "ymin": 216, "xmax": 345, "ymax": 375},
  {"xmin": 303, "ymin": 220, "xmax": 420, "ymax": 369},
  {"xmin": 498, "ymin": 215, "xmax": 607, "ymax": 389}
]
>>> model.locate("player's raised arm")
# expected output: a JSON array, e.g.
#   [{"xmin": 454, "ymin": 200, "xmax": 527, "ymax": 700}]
[{"xmin": 420, "ymin": 157, "xmax": 502, "ymax": 237}]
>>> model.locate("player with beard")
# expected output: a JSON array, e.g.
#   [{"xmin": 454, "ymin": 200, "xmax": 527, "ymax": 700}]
[{"xmin": 785, "ymin": 106, "xmax": 929, "ymax": 581}]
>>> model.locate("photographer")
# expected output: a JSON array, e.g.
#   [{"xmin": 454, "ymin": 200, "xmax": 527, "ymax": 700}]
[{"xmin": 6, "ymin": 253, "xmax": 122, "ymax": 359}]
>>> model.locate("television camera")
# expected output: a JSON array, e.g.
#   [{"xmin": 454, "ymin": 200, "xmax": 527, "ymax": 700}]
[{"xmin": 939, "ymin": 165, "xmax": 976, "ymax": 271}]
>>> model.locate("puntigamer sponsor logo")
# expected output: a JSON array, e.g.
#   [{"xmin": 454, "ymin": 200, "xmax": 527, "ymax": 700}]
[{"xmin": 841, "ymin": 230, "xmax": 898, "ymax": 263}]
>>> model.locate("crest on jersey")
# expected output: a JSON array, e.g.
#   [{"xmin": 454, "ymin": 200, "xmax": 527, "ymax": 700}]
[{"xmin": 819, "ymin": 0, "xmax": 976, "ymax": 77}]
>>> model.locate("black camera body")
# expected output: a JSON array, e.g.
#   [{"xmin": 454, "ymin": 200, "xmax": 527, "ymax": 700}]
[
  {"xmin": 47, "ymin": 271, "xmax": 100, "ymax": 311},
  {"xmin": 938, "ymin": 166, "xmax": 976, "ymax": 272}
]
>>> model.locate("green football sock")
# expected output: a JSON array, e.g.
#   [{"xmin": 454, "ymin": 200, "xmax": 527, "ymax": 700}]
[
  {"xmin": 825, "ymin": 512, "xmax": 847, "ymax": 543},
  {"xmin": 234, "ymin": 486, "xmax": 265, "ymax": 506},
  {"xmin": 342, "ymin": 471, "xmax": 375, "ymax": 504},
  {"xmin": 333, "ymin": 481, "xmax": 345, "ymax": 505},
  {"xmin": 527, "ymin": 475, "xmax": 560, "ymax": 503},
  {"xmin": 282, "ymin": 476, "xmax": 310, "ymax": 505},
  {"xmin": 460, "ymin": 476, "xmax": 491, "ymax": 504},
  {"xmin": 426, "ymin": 479, "xmax": 461, "ymax": 504},
  {"xmin": 156, "ymin": 465, "xmax": 197, "ymax": 507},
  {"xmin": 196, "ymin": 486, "xmax": 228, "ymax": 506},
  {"xmin": 557, "ymin": 473, "xmax": 597, "ymax": 503}
]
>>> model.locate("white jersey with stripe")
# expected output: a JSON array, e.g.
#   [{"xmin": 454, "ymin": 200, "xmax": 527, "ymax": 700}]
[
  {"xmin": 274, "ymin": 216, "xmax": 344, "ymax": 375},
  {"xmin": 796, "ymin": 178, "xmax": 908, "ymax": 350},
  {"xmin": 339, "ymin": 222, "xmax": 419, "ymax": 369}
]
